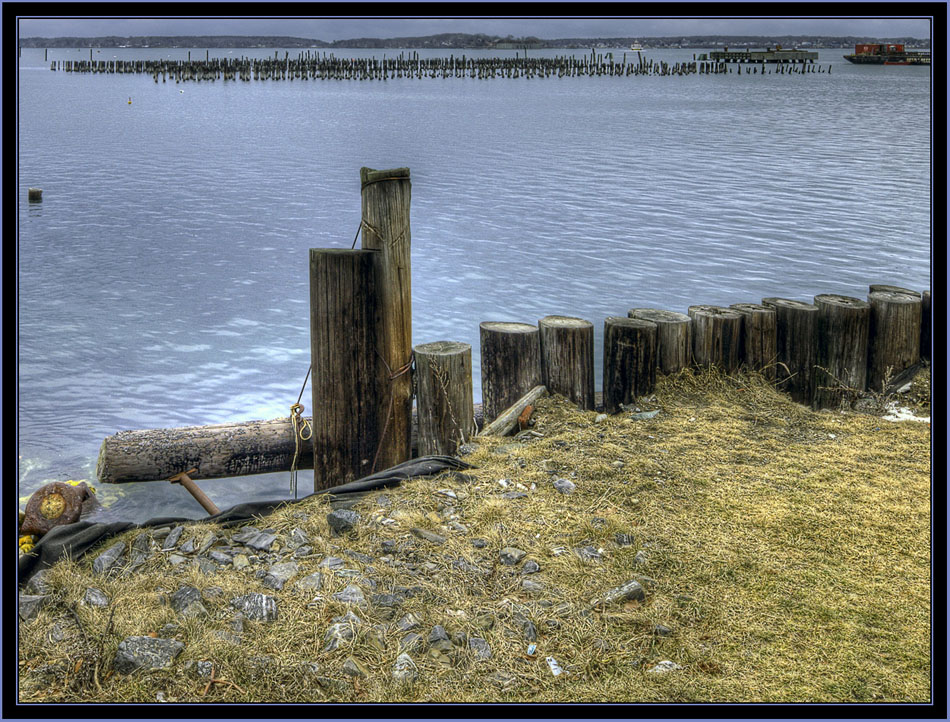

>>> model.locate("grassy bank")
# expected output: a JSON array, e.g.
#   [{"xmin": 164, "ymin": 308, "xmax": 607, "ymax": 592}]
[{"xmin": 18, "ymin": 368, "xmax": 931, "ymax": 703}]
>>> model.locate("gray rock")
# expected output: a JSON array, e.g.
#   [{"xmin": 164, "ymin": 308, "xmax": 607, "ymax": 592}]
[
  {"xmin": 344, "ymin": 549, "xmax": 374, "ymax": 564},
  {"xmin": 471, "ymin": 538, "xmax": 488, "ymax": 548},
  {"xmin": 83, "ymin": 587, "xmax": 110, "ymax": 607},
  {"xmin": 18, "ymin": 593, "xmax": 48, "ymax": 621},
  {"xmin": 410, "ymin": 527, "xmax": 447, "ymax": 545},
  {"xmin": 170, "ymin": 586, "xmax": 208, "ymax": 617},
  {"xmin": 502, "ymin": 491, "xmax": 527, "ymax": 500},
  {"xmin": 24, "ymin": 570, "xmax": 51, "ymax": 596},
  {"xmin": 428, "ymin": 625, "xmax": 450, "ymax": 645},
  {"xmin": 396, "ymin": 612, "xmax": 422, "ymax": 631},
  {"xmin": 457, "ymin": 443, "xmax": 478, "ymax": 457},
  {"xmin": 332, "ymin": 584, "xmax": 366, "ymax": 606},
  {"xmin": 371, "ymin": 593, "xmax": 404, "ymax": 610},
  {"xmin": 230, "ymin": 527, "xmax": 262, "ymax": 545},
  {"xmin": 230, "ymin": 593, "xmax": 278, "ymax": 621},
  {"xmin": 179, "ymin": 538, "xmax": 196, "ymax": 554},
  {"xmin": 293, "ymin": 545, "xmax": 313, "ymax": 558},
  {"xmin": 323, "ymin": 622, "xmax": 356, "ymax": 652},
  {"xmin": 521, "ymin": 560, "xmax": 540, "ymax": 574},
  {"xmin": 294, "ymin": 571, "xmax": 324, "ymax": 593},
  {"xmin": 654, "ymin": 624, "xmax": 673, "ymax": 637},
  {"xmin": 630, "ymin": 410, "xmax": 660, "ymax": 421},
  {"xmin": 342, "ymin": 656, "xmax": 369, "ymax": 678},
  {"xmin": 512, "ymin": 610, "xmax": 537, "ymax": 642},
  {"xmin": 553, "ymin": 478, "xmax": 576, "ymax": 495},
  {"xmin": 615, "ymin": 533, "xmax": 636, "ymax": 546},
  {"xmin": 468, "ymin": 637, "xmax": 492, "ymax": 660},
  {"xmin": 451, "ymin": 631, "xmax": 468, "ymax": 647},
  {"xmin": 168, "ymin": 554, "xmax": 187, "ymax": 566},
  {"xmin": 113, "ymin": 636, "xmax": 184, "ymax": 674},
  {"xmin": 331, "ymin": 610, "xmax": 363, "ymax": 626},
  {"xmin": 161, "ymin": 526, "xmax": 184, "ymax": 551},
  {"xmin": 327, "ymin": 509, "xmax": 360, "ymax": 535},
  {"xmin": 499, "ymin": 547, "xmax": 527, "ymax": 565},
  {"xmin": 319, "ymin": 556, "xmax": 345, "ymax": 569},
  {"xmin": 634, "ymin": 550, "xmax": 649, "ymax": 566},
  {"xmin": 521, "ymin": 578, "xmax": 544, "ymax": 592},
  {"xmin": 648, "ymin": 660, "xmax": 682, "ymax": 674},
  {"xmin": 452, "ymin": 558, "xmax": 487, "ymax": 575},
  {"xmin": 208, "ymin": 550, "xmax": 233, "ymax": 565},
  {"xmin": 197, "ymin": 532, "xmax": 218, "ymax": 554},
  {"xmin": 399, "ymin": 632, "xmax": 424, "ymax": 653},
  {"xmin": 600, "ymin": 580, "xmax": 646, "ymax": 606},
  {"xmin": 196, "ymin": 557, "xmax": 217, "ymax": 575},
  {"xmin": 290, "ymin": 527, "xmax": 310, "ymax": 546},
  {"xmin": 262, "ymin": 561, "xmax": 299, "ymax": 590},
  {"xmin": 380, "ymin": 540, "xmax": 398, "ymax": 554},
  {"xmin": 574, "ymin": 545, "xmax": 602, "ymax": 562},
  {"xmin": 196, "ymin": 660, "xmax": 214, "ymax": 678},
  {"xmin": 92, "ymin": 541, "xmax": 126, "ymax": 574},
  {"xmin": 392, "ymin": 652, "xmax": 418, "ymax": 683},
  {"xmin": 247, "ymin": 532, "xmax": 277, "ymax": 552}
]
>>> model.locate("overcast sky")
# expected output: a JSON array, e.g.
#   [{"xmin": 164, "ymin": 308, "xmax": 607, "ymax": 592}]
[{"xmin": 17, "ymin": 15, "xmax": 932, "ymax": 40}]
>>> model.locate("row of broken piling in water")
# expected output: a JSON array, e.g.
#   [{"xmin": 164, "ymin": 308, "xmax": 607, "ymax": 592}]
[{"xmin": 52, "ymin": 52, "xmax": 833, "ymax": 81}]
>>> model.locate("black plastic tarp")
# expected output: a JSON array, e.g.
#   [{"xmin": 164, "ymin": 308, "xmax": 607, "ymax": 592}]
[{"xmin": 19, "ymin": 455, "xmax": 471, "ymax": 588}]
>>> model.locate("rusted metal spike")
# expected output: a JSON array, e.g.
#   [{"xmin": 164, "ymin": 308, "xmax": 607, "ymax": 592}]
[{"xmin": 168, "ymin": 469, "xmax": 220, "ymax": 516}]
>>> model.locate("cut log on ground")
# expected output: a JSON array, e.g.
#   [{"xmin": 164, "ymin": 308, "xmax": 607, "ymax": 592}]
[
  {"xmin": 728, "ymin": 303, "xmax": 777, "ymax": 379},
  {"xmin": 479, "ymin": 321, "xmax": 541, "ymax": 423},
  {"xmin": 627, "ymin": 308, "xmax": 691, "ymax": 374},
  {"xmin": 479, "ymin": 385, "xmax": 547, "ymax": 437}
]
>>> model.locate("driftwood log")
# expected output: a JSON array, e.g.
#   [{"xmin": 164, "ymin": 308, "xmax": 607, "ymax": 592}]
[
  {"xmin": 309, "ymin": 249, "xmax": 381, "ymax": 490},
  {"xmin": 479, "ymin": 385, "xmax": 547, "ymax": 437},
  {"xmin": 687, "ymin": 305, "xmax": 742, "ymax": 373},
  {"xmin": 812, "ymin": 294, "xmax": 870, "ymax": 410},
  {"xmin": 538, "ymin": 315, "xmax": 596, "ymax": 410},
  {"xmin": 603, "ymin": 316, "xmax": 657, "ymax": 413},
  {"xmin": 479, "ymin": 321, "xmax": 541, "ymax": 423},
  {"xmin": 360, "ymin": 166, "xmax": 413, "ymax": 470},
  {"xmin": 762, "ymin": 297, "xmax": 818, "ymax": 405},
  {"xmin": 728, "ymin": 303, "xmax": 777, "ymax": 379},
  {"xmin": 627, "ymin": 308, "xmax": 691, "ymax": 374},
  {"xmin": 866, "ymin": 290, "xmax": 921, "ymax": 392},
  {"xmin": 413, "ymin": 340, "xmax": 475, "ymax": 456}
]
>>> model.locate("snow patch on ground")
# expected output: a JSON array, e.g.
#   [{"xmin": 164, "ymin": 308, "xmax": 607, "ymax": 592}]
[{"xmin": 882, "ymin": 402, "xmax": 930, "ymax": 424}]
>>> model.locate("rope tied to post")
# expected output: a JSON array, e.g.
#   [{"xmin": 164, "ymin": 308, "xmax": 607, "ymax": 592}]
[
  {"xmin": 289, "ymin": 367, "xmax": 313, "ymax": 499},
  {"xmin": 370, "ymin": 349, "xmax": 414, "ymax": 474}
]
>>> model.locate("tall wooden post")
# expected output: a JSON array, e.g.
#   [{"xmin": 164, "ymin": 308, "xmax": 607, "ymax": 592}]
[
  {"xmin": 628, "ymin": 309, "xmax": 691, "ymax": 375},
  {"xmin": 729, "ymin": 303, "xmax": 777, "ymax": 379},
  {"xmin": 538, "ymin": 315, "xmax": 595, "ymax": 410},
  {"xmin": 360, "ymin": 167, "xmax": 413, "ymax": 470},
  {"xmin": 603, "ymin": 317, "xmax": 657, "ymax": 413},
  {"xmin": 479, "ymin": 322, "xmax": 541, "ymax": 423},
  {"xmin": 687, "ymin": 305, "xmax": 743, "ymax": 373},
  {"xmin": 812, "ymin": 294, "xmax": 870, "ymax": 410},
  {"xmin": 309, "ymin": 249, "xmax": 381, "ymax": 489},
  {"xmin": 866, "ymin": 291, "xmax": 921, "ymax": 392},
  {"xmin": 414, "ymin": 341, "xmax": 475, "ymax": 456},
  {"xmin": 762, "ymin": 297, "xmax": 818, "ymax": 405}
]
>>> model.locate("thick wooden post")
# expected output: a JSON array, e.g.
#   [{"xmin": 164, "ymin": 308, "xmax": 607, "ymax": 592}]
[
  {"xmin": 762, "ymin": 298, "xmax": 818, "ymax": 405},
  {"xmin": 869, "ymin": 284, "xmax": 921, "ymax": 298},
  {"xmin": 866, "ymin": 291, "xmax": 921, "ymax": 392},
  {"xmin": 921, "ymin": 290, "xmax": 931, "ymax": 362},
  {"xmin": 310, "ymin": 249, "xmax": 381, "ymax": 490},
  {"xmin": 479, "ymin": 322, "xmax": 541, "ymax": 423},
  {"xmin": 603, "ymin": 317, "xmax": 657, "ymax": 413},
  {"xmin": 538, "ymin": 315, "xmax": 595, "ymax": 410},
  {"xmin": 413, "ymin": 341, "xmax": 475, "ymax": 456},
  {"xmin": 627, "ymin": 308, "xmax": 691, "ymax": 374},
  {"xmin": 687, "ymin": 305, "xmax": 742, "ymax": 373},
  {"xmin": 729, "ymin": 303, "xmax": 777, "ymax": 379},
  {"xmin": 360, "ymin": 167, "xmax": 413, "ymax": 470},
  {"xmin": 812, "ymin": 294, "xmax": 870, "ymax": 410}
]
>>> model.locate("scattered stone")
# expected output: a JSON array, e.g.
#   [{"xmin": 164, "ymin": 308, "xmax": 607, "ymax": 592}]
[
  {"xmin": 262, "ymin": 561, "xmax": 299, "ymax": 591},
  {"xmin": 168, "ymin": 554, "xmax": 187, "ymax": 566},
  {"xmin": 113, "ymin": 636, "xmax": 184, "ymax": 674},
  {"xmin": 294, "ymin": 571, "xmax": 324, "ymax": 593},
  {"xmin": 196, "ymin": 660, "xmax": 214, "ymax": 678},
  {"xmin": 366, "ymin": 625, "xmax": 387, "ymax": 651},
  {"xmin": 332, "ymin": 584, "xmax": 366, "ymax": 606},
  {"xmin": 399, "ymin": 632, "xmax": 424, "ymax": 653},
  {"xmin": 344, "ymin": 549, "xmax": 374, "ymax": 564},
  {"xmin": 488, "ymin": 670, "xmax": 518, "ymax": 689},
  {"xmin": 380, "ymin": 540, "xmax": 397, "ymax": 554},
  {"xmin": 512, "ymin": 610, "xmax": 538, "ymax": 642},
  {"xmin": 83, "ymin": 587, "xmax": 110, "ymax": 607},
  {"xmin": 196, "ymin": 532, "xmax": 217, "ymax": 555},
  {"xmin": 648, "ymin": 660, "xmax": 682, "ymax": 674},
  {"xmin": 230, "ymin": 593, "xmax": 278, "ymax": 621},
  {"xmin": 468, "ymin": 637, "xmax": 492, "ymax": 660},
  {"xmin": 371, "ymin": 593, "xmax": 404, "ymax": 612},
  {"xmin": 410, "ymin": 527, "xmax": 447, "ymax": 545},
  {"xmin": 323, "ymin": 623, "xmax": 356, "ymax": 652},
  {"xmin": 448, "ymin": 521, "xmax": 469, "ymax": 533},
  {"xmin": 553, "ymin": 478, "xmax": 576, "ymax": 495},
  {"xmin": 92, "ymin": 541, "xmax": 126, "ymax": 574},
  {"xmin": 435, "ymin": 489, "xmax": 458, "ymax": 500},
  {"xmin": 294, "ymin": 545, "xmax": 313, "ymax": 558},
  {"xmin": 428, "ymin": 625, "xmax": 451, "ymax": 645},
  {"xmin": 451, "ymin": 631, "xmax": 468, "ymax": 647},
  {"xmin": 196, "ymin": 558, "xmax": 217, "ymax": 575},
  {"xmin": 594, "ymin": 413, "xmax": 608, "ymax": 423},
  {"xmin": 319, "ymin": 556, "xmax": 345, "ymax": 569},
  {"xmin": 574, "ymin": 545, "xmax": 602, "ymax": 562},
  {"xmin": 457, "ymin": 443, "xmax": 478, "ymax": 457},
  {"xmin": 316, "ymin": 676, "xmax": 350, "ymax": 693},
  {"xmin": 208, "ymin": 550, "xmax": 233, "ymax": 565},
  {"xmin": 246, "ymin": 532, "xmax": 277, "ymax": 552},
  {"xmin": 502, "ymin": 491, "xmax": 527, "ymax": 500},
  {"xmin": 24, "ymin": 570, "xmax": 51, "ymax": 596},
  {"xmin": 179, "ymin": 538, "xmax": 196, "ymax": 554},
  {"xmin": 654, "ymin": 624, "xmax": 673, "ymax": 637},
  {"xmin": 397, "ymin": 612, "xmax": 422, "ymax": 632},
  {"xmin": 18, "ymin": 594, "xmax": 48, "ymax": 621},
  {"xmin": 161, "ymin": 526, "xmax": 184, "ymax": 551},
  {"xmin": 471, "ymin": 538, "xmax": 488, "ymax": 548},
  {"xmin": 634, "ymin": 550, "xmax": 649, "ymax": 566},
  {"xmin": 615, "ymin": 533, "xmax": 636, "ymax": 546},
  {"xmin": 630, "ymin": 410, "xmax": 660, "ymax": 421},
  {"xmin": 327, "ymin": 509, "xmax": 360, "ymax": 535},
  {"xmin": 290, "ymin": 527, "xmax": 310, "ymax": 546},
  {"xmin": 342, "ymin": 656, "xmax": 369, "ymax": 678},
  {"xmin": 521, "ymin": 578, "xmax": 544, "ymax": 592},
  {"xmin": 499, "ymin": 547, "xmax": 527, "ymax": 565},
  {"xmin": 597, "ymin": 580, "xmax": 646, "ymax": 607},
  {"xmin": 392, "ymin": 652, "xmax": 418, "ymax": 683},
  {"xmin": 232, "ymin": 553, "xmax": 250, "ymax": 570},
  {"xmin": 522, "ymin": 560, "xmax": 540, "ymax": 574}
]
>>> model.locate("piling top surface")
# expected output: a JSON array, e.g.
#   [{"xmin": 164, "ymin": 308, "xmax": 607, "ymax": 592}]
[
  {"xmin": 629, "ymin": 308, "xmax": 690, "ymax": 324},
  {"xmin": 728, "ymin": 303, "xmax": 774, "ymax": 315},
  {"xmin": 539, "ymin": 315, "xmax": 593, "ymax": 329},
  {"xmin": 869, "ymin": 284, "xmax": 921, "ymax": 298},
  {"xmin": 687, "ymin": 305, "xmax": 742, "ymax": 318},
  {"xmin": 413, "ymin": 340, "xmax": 471, "ymax": 355},
  {"xmin": 761, "ymin": 297, "xmax": 819, "ymax": 312},
  {"xmin": 867, "ymin": 291, "xmax": 922, "ymax": 305},
  {"xmin": 360, "ymin": 167, "xmax": 411, "ymax": 189},
  {"xmin": 814, "ymin": 294, "xmax": 870, "ymax": 309},
  {"xmin": 480, "ymin": 321, "xmax": 538, "ymax": 334},
  {"xmin": 605, "ymin": 316, "xmax": 658, "ymax": 330}
]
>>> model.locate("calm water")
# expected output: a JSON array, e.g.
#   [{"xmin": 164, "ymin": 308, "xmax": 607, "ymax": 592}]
[{"xmin": 17, "ymin": 47, "xmax": 932, "ymax": 522}]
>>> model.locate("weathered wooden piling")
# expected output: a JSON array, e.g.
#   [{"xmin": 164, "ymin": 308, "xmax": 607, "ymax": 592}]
[
  {"xmin": 479, "ymin": 321, "xmax": 541, "ymax": 423},
  {"xmin": 28, "ymin": 187, "xmax": 42, "ymax": 202},
  {"xmin": 728, "ymin": 303, "xmax": 777, "ymax": 379},
  {"xmin": 921, "ymin": 290, "xmax": 931, "ymax": 361},
  {"xmin": 413, "ymin": 341, "xmax": 475, "ymax": 455},
  {"xmin": 869, "ymin": 284, "xmax": 921, "ymax": 298},
  {"xmin": 687, "ymin": 305, "xmax": 743, "ymax": 373},
  {"xmin": 360, "ymin": 167, "xmax": 413, "ymax": 470},
  {"xmin": 761, "ymin": 298, "xmax": 818, "ymax": 405},
  {"xmin": 628, "ymin": 308, "xmax": 691, "ymax": 374},
  {"xmin": 603, "ymin": 317, "xmax": 657, "ymax": 413},
  {"xmin": 812, "ymin": 294, "xmax": 870, "ymax": 410},
  {"xmin": 866, "ymin": 291, "xmax": 921, "ymax": 392},
  {"xmin": 309, "ymin": 249, "xmax": 381, "ymax": 489},
  {"xmin": 538, "ymin": 315, "xmax": 595, "ymax": 410}
]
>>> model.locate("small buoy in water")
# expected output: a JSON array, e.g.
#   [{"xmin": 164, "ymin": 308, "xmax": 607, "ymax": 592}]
[
  {"xmin": 128, "ymin": 97, "xmax": 132, "ymax": 104},
  {"xmin": 28, "ymin": 187, "xmax": 42, "ymax": 202}
]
